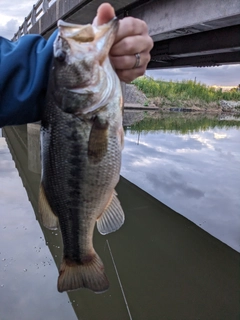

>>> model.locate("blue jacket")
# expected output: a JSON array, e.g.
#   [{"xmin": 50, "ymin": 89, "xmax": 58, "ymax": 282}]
[{"xmin": 0, "ymin": 31, "xmax": 57, "ymax": 128}]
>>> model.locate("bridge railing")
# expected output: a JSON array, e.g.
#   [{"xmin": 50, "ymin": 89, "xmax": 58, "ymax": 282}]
[{"xmin": 12, "ymin": 0, "xmax": 56, "ymax": 41}]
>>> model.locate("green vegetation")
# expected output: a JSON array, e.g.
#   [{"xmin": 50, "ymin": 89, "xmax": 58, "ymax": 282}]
[
  {"xmin": 132, "ymin": 77, "xmax": 240, "ymax": 103},
  {"xmin": 125, "ymin": 113, "xmax": 240, "ymax": 135}
]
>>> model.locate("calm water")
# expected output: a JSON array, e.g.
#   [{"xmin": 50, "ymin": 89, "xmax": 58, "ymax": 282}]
[
  {"xmin": 0, "ymin": 113, "xmax": 239, "ymax": 319},
  {"xmin": 122, "ymin": 116, "xmax": 240, "ymax": 252},
  {"xmin": 0, "ymin": 129, "xmax": 77, "ymax": 320}
]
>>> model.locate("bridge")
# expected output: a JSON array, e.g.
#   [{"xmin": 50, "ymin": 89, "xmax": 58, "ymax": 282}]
[{"xmin": 12, "ymin": 0, "xmax": 240, "ymax": 69}]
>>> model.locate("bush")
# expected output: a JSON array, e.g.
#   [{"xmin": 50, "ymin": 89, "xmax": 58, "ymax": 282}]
[{"xmin": 132, "ymin": 77, "xmax": 240, "ymax": 103}]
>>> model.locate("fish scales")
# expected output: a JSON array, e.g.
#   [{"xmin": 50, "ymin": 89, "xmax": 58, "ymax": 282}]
[{"xmin": 39, "ymin": 18, "xmax": 124, "ymax": 293}]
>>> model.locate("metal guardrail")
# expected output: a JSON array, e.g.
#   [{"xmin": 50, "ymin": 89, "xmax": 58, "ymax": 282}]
[{"xmin": 12, "ymin": 0, "xmax": 56, "ymax": 41}]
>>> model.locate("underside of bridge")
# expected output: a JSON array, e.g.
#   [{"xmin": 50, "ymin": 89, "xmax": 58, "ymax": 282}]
[
  {"xmin": 125, "ymin": 0, "xmax": 240, "ymax": 68},
  {"xmin": 31, "ymin": 0, "xmax": 240, "ymax": 69},
  {"xmin": 148, "ymin": 24, "xmax": 240, "ymax": 68}
]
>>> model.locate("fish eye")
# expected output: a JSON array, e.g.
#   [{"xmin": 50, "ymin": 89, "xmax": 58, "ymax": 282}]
[{"xmin": 55, "ymin": 49, "xmax": 66, "ymax": 62}]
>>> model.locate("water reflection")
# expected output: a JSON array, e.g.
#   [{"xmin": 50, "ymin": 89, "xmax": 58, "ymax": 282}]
[
  {"xmin": 1, "ymin": 126, "xmax": 131, "ymax": 320},
  {"xmin": 122, "ymin": 113, "xmax": 240, "ymax": 252},
  {"xmin": 27, "ymin": 124, "xmax": 41, "ymax": 174},
  {"xmin": 1, "ymin": 117, "xmax": 240, "ymax": 319},
  {"xmin": 0, "ymin": 131, "xmax": 76, "ymax": 320}
]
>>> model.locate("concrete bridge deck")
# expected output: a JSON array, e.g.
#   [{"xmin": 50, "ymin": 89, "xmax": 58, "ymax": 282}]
[{"xmin": 13, "ymin": 0, "xmax": 240, "ymax": 69}]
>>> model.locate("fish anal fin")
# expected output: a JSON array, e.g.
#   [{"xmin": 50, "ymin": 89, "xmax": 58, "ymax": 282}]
[
  {"xmin": 58, "ymin": 254, "xmax": 109, "ymax": 293},
  {"xmin": 38, "ymin": 183, "xmax": 58, "ymax": 230},
  {"xmin": 97, "ymin": 191, "xmax": 125, "ymax": 235},
  {"xmin": 88, "ymin": 115, "xmax": 109, "ymax": 163}
]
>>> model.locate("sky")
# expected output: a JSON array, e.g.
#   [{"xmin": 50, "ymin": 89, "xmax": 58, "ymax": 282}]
[{"xmin": 0, "ymin": 0, "xmax": 239, "ymax": 87}]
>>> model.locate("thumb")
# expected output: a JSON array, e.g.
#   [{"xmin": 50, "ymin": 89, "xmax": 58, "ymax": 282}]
[{"xmin": 93, "ymin": 3, "xmax": 115, "ymax": 26}]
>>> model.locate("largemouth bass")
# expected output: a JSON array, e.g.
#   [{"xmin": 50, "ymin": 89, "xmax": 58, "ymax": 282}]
[{"xmin": 39, "ymin": 18, "xmax": 124, "ymax": 293}]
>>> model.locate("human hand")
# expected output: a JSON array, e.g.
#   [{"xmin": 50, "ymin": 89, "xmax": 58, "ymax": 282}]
[{"xmin": 93, "ymin": 3, "xmax": 153, "ymax": 83}]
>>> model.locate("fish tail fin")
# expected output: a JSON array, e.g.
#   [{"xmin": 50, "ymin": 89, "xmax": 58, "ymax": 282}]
[{"xmin": 57, "ymin": 253, "xmax": 109, "ymax": 293}]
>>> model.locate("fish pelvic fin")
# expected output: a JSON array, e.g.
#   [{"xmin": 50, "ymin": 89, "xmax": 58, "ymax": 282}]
[
  {"xmin": 97, "ymin": 191, "xmax": 125, "ymax": 235},
  {"xmin": 57, "ymin": 254, "xmax": 109, "ymax": 293},
  {"xmin": 38, "ymin": 183, "xmax": 58, "ymax": 230}
]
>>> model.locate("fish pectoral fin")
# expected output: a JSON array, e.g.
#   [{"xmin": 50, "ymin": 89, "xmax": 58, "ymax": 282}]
[
  {"xmin": 58, "ymin": 254, "xmax": 109, "ymax": 293},
  {"xmin": 39, "ymin": 183, "xmax": 58, "ymax": 230},
  {"xmin": 88, "ymin": 115, "xmax": 109, "ymax": 163},
  {"xmin": 97, "ymin": 191, "xmax": 125, "ymax": 235}
]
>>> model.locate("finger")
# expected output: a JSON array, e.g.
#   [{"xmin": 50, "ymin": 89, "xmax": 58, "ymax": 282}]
[
  {"xmin": 116, "ymin": 66, "xmax": 146, "ymax": 83},
  {"xmin": 93, "ymin": 3, "xmax": 115, "ymax": 26},
  {"xmin": 110, "ymin": 52, "xmax": 151, "ymax": 70},
  {"xmin": 110, "ymin": 35, "xmax": 153, "ymax": 56},
  {"xmin": 114, "ymin": 17, "xmax": 148, "ymax": 44}
]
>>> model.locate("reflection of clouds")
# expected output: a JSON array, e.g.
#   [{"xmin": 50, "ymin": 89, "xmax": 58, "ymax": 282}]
[
  {"xmin": 132, "ymin": 157, "xmax": 153, "ymax": 167},
  {"xmin": 176, "ymin": 148, "xmax": 199, "ymax": 154},
  {"xmin": 124, "ymin": 137, "xmax": 153, "ymax": 149},
  {"xmin": 0, "ymin": 136, "xmax": 75, "ymax": 320},
  {"xmin": 146, "ymin": 172, "xmax": 204, "ymax": 199},
  {"xmin": 191, "ymin": 134, "xmax": 214, "ymax": 150},
  {"xmin": 124, "ymin": 133, "xmax": 204, "ymax": 160},
  {"xmin": 0, "ymin": 145, "xmax": 16, "ymax": 180},
  {"xmin": 218, "ymin": 151, "xmax": 235, "ymax": 160},
  {"xmin": 0, "ymin": 205, "xmax": 74, "ymax": 320},
  {"xmin": 122, "ymin": 127, "xmax": 240, "ymax": 252},
  {"xmin": 0, "ymin": 160, "xmax": 15, "ymax": 172},
  {"xmin": 214, "ymin": 133, "xmax": 227, "ymax": 140}
]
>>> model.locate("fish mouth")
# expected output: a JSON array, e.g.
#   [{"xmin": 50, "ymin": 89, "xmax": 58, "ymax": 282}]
[{"xmin": 54, "ymin": 18, "xmax": 119, "ymax": 115}]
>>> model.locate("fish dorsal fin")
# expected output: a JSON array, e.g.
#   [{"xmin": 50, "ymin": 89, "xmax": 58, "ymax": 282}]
[{"xmin": 97, "ymin": 191, "xmax": 125, "ymax": 235}]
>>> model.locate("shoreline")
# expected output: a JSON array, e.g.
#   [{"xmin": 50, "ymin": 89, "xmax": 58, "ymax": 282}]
[
  {"xmin": 125, "ymin": 84, "xmax": 240, "ymax": 115},
  {"xmin": 124, "ymin": 100, "xmax": 240, "ymax": 115}
]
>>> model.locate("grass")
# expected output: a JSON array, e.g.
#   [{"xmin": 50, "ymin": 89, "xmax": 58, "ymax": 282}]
[{"xmin": 132, "ymin": 76, "xmax": 240, "ymax": 103}]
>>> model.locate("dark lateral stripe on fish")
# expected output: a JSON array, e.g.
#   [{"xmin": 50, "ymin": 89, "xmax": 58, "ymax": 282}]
[{"xmin": 62, "ymin": 138, "xmax": 84, "ymax": 262}]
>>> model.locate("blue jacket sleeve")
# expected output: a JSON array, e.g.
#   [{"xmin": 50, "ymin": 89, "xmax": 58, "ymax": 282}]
[{"xmin": 0, "ymin": 31, "xmax": 57, "ymax": 128}]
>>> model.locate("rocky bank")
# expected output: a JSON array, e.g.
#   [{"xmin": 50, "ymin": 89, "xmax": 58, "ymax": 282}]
[{"xmin": 125, "ymin": 84, "xmax": 240, "ymax": 114}]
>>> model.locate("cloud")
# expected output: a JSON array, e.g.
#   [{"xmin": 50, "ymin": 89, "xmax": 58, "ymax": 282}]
[
  {"xmin": 0, "ymin": 1, "xmax": 36, "ymax": 21},
  {"xmin": 0, "ymin": 19, "xmax": 19, "ymax": 40},
  {"xmin": 0, "ymin": 0, "xmax": 36, "ymax": 39},
  {"xmin": 146, "ymin": 64, "xmax": 240, "ymax": 86}
]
